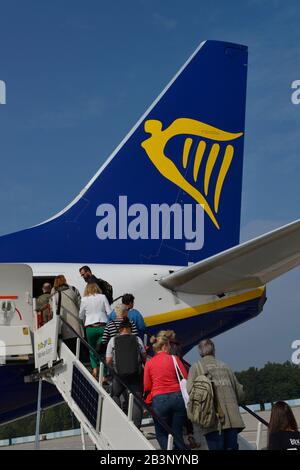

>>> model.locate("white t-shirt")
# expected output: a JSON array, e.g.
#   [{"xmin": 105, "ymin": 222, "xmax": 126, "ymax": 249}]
[
  {"xmin": 79, "ymin": 293, "xmax": 111, "ymax": 326},
  {"xmin": 106, "ymin": 334, "xmax": 146, "ymax": 363}
]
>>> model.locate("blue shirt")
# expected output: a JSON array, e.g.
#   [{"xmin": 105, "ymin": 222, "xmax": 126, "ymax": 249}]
[{"xmin": 108, "ymin": 308, "xmax": 146, "ymax": 339}]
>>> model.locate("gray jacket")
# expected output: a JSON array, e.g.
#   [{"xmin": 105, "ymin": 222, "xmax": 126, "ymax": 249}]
[
  {"xmin": 53, "ymin": 286, "xmax": 83, "ymax": 340},
  {"xmin": 187, "ymin": 355, "xmax": 245, "ymax": 434}
]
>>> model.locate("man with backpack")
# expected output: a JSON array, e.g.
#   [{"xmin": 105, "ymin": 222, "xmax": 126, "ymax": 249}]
[
  {"xmin": 106, "ymin": 318, "xmax": 146, "ymax": 428},
  {"xmin": 79, "ymin": 265, "xmax": 113, "ymax": 305},
  {"xmin": 187, "ymin": 338, "xmax": 245, "ymax": 450}
]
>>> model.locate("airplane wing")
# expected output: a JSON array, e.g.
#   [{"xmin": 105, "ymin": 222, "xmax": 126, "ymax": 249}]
[{"xmin": 159, "ymin": 219, "xmax": 300, "ymax": 295}]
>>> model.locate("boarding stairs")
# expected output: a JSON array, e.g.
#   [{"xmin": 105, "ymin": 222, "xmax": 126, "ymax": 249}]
[
  {"xmin": 42, "ymin": 341, "xmax": 155, "ymax": 450},
  {"xmin": 32, "ymin": 315, "xmax": 157, "ymax": 449},
  {"xmin": 31, "ymin": 293, "xmax": 186, "ymax": 450}
]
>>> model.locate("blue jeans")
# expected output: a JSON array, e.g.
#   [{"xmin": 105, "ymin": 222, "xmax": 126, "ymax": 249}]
[
  {"xmin": 152, "ymin": 392, "xmax": 186, "ymax": 450},
  {"xmin": 205, "ymin": 428, "xmax": 239, "ymax": 450}
]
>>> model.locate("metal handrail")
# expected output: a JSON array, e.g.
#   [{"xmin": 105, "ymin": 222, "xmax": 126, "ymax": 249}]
[
  {"xmin": 58, "ymin": 312, "xmax": 188, "ymax": 450},
  {"xmin": 240, "ymin": 404, "xmax": 269, "ymax": 427}
]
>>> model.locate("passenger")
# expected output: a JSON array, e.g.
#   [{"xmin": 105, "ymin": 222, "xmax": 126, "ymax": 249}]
[
  {"xmin": 108, "ymin": 293, "xmax": 146, "ymax": 340},
  {"xmin": 52, "ymin": 275, "xmax": 83, "ymax": 354},
  {"xmin": 268, "ymin": 401, "xmax": 300, "ymax": 450},
  {"xmin": 187, "ymin": 338, "xmax": 245, "ymax": 450},
  {"xmin": 79, "ymin": 283, "xmax": 111, "ymax": 379},
  {"xmin": 79, "ymin": 265, "xmax": 113, "ymax": 305},
  {"xmin": 144, "ymin": 335, "xmax": 188, "ymax": 450},
  {"xmin": 153, "ymin": 330, "xmax": 198, "ymax": 448},
  {"xmin": 151, "ymin": 330, "xmax": 183, "ymax": 358},
  {"xmin": 36, "ymin": 282, "xmax": 52, "ymax": 324},
  {"xmin": 106, "ymin": 318, "xmax": 146, "ymax": 428},
  {"xmin": 101, "ymin": 304, "xmax": 139, "ymax": 347}
]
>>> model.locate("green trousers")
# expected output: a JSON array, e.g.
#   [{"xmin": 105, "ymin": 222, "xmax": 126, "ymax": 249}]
[{"xmin": 85, "ymin": 326, "xmax": 105, "ymax": 370}]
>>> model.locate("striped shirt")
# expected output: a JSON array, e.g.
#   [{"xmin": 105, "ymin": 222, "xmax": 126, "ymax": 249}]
[{"xmin": 101, "ymin": 318, "xmax": 138, "ymax": 345}]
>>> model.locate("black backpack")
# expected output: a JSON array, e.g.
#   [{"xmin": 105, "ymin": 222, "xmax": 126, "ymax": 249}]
[
  {"xmin": 98, "ymin": 278, "xmax": 113, "ymax": 305},
  {"xmin": 114, "ymin": 335, "xmax": 142, "ymax": 377}
]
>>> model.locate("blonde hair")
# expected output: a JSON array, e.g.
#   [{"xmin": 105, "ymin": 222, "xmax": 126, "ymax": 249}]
[
  {"xmin": 152, "ymin": 335, "xmax": 170, "ymax": 353},
  {"xmin": 84, "ymin": 283, "xmax": 101, "ymax": 297},
  {"xmin": 114, "ymin": 303, "xmax": 128, "ymax": 318},
  {"xmin": 54, "ymin": 275, "xmax": 68, "ymax": 290},
  {"xmin": 158, "ymin": 330, "xmax": 176, "ymax": 341},
  {"xmin": 150, "ymin": 330, "xmax": 176, "ymax": 345}
]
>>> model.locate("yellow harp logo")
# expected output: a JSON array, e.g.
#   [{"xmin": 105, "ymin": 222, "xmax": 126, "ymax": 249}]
[{"xmin": 141, "ymin": 118, "xmax": 243, "ymax": 229}]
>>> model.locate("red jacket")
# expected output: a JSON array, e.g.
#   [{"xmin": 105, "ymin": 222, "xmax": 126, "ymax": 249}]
[{"xmin": 144, "ymin": 352, "xmax": 188, "ymax": 398}]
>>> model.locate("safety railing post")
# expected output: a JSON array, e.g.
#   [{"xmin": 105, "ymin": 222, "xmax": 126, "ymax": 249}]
[
  {"xmin": 256, "ymin": 421, "xmax": 262, "ymax": 450},
  {"xmin": 76, "ymin": 337, "xmax": 81, "ymax": 360},
  {"xmin": 34, "ymin": 378, "xmax": 42, "ymax": 450},
  {"xmin": 128, "ymin": 393, "xmax": 134, "ymax": 422},
  {"xmin": 80, "ymin": 425, "xmax": 86, "ymax": 450},
  {"xmin": 99, "ymin": 362, "xmax": 104, "ymax": 385},
  {"xmin": 167, "ymin": 434, "xmax": 174, "ymax": 450}
]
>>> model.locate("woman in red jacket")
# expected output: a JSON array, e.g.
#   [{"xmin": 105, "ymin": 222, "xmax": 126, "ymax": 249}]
[{"xmin": 144, "ymin": 335, "xmax": 188, "ymax": 449}]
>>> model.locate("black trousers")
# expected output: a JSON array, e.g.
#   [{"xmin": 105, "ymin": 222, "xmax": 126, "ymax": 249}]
[{"xmin": 111, "ymin": 374, "xmax": 143, "ymax": 428}]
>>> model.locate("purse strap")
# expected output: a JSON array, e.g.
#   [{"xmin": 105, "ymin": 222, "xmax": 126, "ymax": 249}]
[{"xmin": 172, "ymin": 355, "xmax": 183, "ymax": 383}]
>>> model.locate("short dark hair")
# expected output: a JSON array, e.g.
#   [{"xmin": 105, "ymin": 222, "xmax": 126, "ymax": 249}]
[
  {"xmin": 122, "ymin": 293, "xmax": 134, "ymax": 305},
  {"xmin": 79, "ymin": 265, "xmax": 91, "ymax": 273},
  {"xmin": 119, "ymin": 318, "xmax": 132, "ymax": 332}
]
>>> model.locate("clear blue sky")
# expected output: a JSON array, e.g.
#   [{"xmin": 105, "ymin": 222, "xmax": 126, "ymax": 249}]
[{"xmin": 0, "ymin": 0, "xmax": 299, "ymax": 370}]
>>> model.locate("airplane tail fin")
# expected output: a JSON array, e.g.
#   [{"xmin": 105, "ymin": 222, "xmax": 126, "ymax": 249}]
[{"xmin": 0, "ymin": 40, "xmax": 248, "ymax": 265}]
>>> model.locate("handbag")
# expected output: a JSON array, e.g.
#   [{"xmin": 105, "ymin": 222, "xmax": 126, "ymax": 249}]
[{"xmin": 172, "ymin": 355, "xmax": 189, "ymax": 408}]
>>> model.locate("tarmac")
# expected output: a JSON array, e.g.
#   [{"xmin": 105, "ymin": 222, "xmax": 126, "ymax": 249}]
[{"xmin": 1, "ymin": 407, "xmax": 299, "ymax": 450}]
